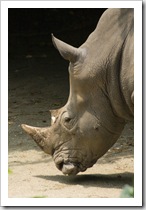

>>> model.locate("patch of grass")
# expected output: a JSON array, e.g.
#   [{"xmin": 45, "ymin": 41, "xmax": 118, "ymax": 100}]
[
  {"xmin": 32, "ymin": 195, "xmax": 47, "ymax": 198},
  {"xmin": 8, "ymin": 168, "xmax": 13, "ymax": 174},
  {"xmin": 120, "ymin": 185, "xmax": 134, "ymax": 198}
]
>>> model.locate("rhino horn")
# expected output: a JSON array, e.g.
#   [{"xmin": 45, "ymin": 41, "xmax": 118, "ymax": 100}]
[
  {"xmin": 21, "ymin": 124, "xmax": 53, "ymax": 155},
  {"xmin": 51, "ymin": 34, "xmax": 83, "ymax": 63}
]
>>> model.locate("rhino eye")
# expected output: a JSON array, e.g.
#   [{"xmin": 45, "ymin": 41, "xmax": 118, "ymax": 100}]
[
  {"xmin": 61, "ymin": 113, "xmax": 74, "ymax": 130},
  {"xmin": 64, "ymin": 117, "xmax": 71, "ymax": 123}
]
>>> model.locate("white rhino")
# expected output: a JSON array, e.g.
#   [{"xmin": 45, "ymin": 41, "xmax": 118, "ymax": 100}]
[{"xmin": 22, "ymin": 8, "xmax": 134, "ymax": 175}]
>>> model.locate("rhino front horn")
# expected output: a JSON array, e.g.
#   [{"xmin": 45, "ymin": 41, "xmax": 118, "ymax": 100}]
[{"xmin": 21, "ymin": 124, "xmax": 53, "ymax": 155}]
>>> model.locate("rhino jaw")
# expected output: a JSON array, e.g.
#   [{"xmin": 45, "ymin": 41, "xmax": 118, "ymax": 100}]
[{"xmin": 21, "ymin": 124, "xmax": 53, "ymax": 155}]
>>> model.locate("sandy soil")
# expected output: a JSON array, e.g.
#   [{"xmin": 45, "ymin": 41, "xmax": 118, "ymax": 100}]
[{"xmin": 8, "ymin": 51, "xmax": 134, "ymax": 198}]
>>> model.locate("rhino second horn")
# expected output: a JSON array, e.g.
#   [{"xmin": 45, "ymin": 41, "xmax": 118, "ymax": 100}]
[
  {"xmin": 21, "ymin": 124, "xmax": 53, "ymax": 155},
  {"xmin": 51, "ymin": 34, "xmax": 81, "ymax": 63}
]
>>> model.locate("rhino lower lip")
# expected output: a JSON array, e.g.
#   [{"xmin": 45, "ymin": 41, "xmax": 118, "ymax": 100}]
[
  {"xmin": 62, "ymin": 163, "xmax": 79, "ymax": 175},
  {"xmin": 56, "ymin": 161, "xmax": 80, "ymax": 175}
]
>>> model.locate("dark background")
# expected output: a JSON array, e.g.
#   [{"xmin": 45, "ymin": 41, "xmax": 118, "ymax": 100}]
[
  {"xmin": 8, "ymin": 8, "xmax": 106, "ymax": 57},
  {"xmin": 8, "ymin": 9, "xmax": 107, "ymax": 126}
]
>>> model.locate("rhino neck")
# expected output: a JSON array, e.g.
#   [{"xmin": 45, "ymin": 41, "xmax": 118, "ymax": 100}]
[
  {"xmin": 80, "ymin": 9, "xmax": 134, "ymax": 121},
  {"xmin": 106, "ymin": 36, "xmax": 134, "ymax": 121}
]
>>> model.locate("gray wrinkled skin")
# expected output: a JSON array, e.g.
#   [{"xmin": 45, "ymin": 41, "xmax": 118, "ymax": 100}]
[{"xmin": 21, "ymin": 9, "xmax": 134, "ymax": 176}]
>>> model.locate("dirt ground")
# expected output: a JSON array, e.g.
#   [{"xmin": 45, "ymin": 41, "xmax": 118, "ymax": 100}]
[{"xmin": 8, "ymin": 51, "xmax": 134, "ymax": 199}]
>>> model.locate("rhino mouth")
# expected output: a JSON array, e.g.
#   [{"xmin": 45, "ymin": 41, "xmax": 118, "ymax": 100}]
[
  {"xmin": 55, "ymin": 158, "xmax": 97, "ymax": 176},
  {"xmin": 56, "ymin": 162, "xmax": 80, "ymax": 175},
  {"xmin": 55, "ymin": 158, "xmax": 87, "ymax": 176}
]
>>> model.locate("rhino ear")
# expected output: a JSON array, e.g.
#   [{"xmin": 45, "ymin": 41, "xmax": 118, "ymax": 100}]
[{"xmin": 51, "ymin": 34, "xmax": 82, "ymax": 63}]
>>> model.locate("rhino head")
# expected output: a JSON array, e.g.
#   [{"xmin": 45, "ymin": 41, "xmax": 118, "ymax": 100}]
[{"xmin": 21, "ymin": 34, "xmax": 126, "ymax": 176}]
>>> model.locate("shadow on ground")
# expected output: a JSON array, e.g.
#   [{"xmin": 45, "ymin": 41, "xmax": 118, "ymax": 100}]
[{"xmin": 35, "ymin": 172, "xmax": 134, "ymax": 189}]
